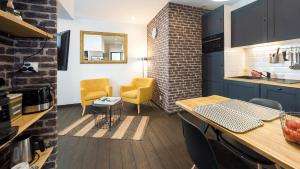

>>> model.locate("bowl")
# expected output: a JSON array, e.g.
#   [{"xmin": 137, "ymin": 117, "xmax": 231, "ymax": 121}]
[{"xmin": 280, "ymin": 112, "xmax": 300, "ymax": 145}]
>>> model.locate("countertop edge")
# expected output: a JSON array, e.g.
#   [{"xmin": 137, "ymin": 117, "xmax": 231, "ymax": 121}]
[{"xmin": 225, "ymin": 77, "xmax": 300, "ymax": 89}]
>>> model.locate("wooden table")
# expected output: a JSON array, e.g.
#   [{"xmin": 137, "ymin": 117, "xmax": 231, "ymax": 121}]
[{"xmin": 176, "ymin": 95, "xmax": 300, "ymax": 169}]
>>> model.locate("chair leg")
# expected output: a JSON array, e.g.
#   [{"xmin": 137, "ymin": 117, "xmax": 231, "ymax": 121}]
[
  {"xmin": 191, "ymin": 164, "xmax": 196, "ymax": 169},
  {"xmin": 257, "ymin": 164, "xmax": 263, "ymax": 169},
  {"xmin": 137, "ymin": 104, "xmax": 141, "ymax": 115},
  {"xmin": 82, "ymin": 106, "xmax": 86, "ymax": 116}
]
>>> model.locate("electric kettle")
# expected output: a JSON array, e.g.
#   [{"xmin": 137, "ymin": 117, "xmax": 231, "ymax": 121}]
[{"xmin": 10, "ymin": 134, "xmax": 45, "ymax": 166}]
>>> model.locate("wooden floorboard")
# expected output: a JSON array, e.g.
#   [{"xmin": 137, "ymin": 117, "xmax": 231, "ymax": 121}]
[
  {"xmin": 131, "ymin": 140, "xmax": 151, "ymax": 169},
  {"xmin": 95, "ymin": 139, "xmax": 110, "ymax": 169},
  {"xmin": 121, "ymin": 140, "xmax": 137, "ymax": 169},
  {"xmin": 109, "ymin": 140, "xmax": 123, "ymax": 169}
]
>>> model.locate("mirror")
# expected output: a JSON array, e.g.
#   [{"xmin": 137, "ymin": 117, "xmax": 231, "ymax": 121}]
[{"xmin": 80, "ymin": 31, "xmax": 128, "ymax": 64}]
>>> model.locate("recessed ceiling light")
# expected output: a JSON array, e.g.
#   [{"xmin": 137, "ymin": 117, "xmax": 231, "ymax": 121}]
[{"xmin": 131, "ymin": 16, "xmax": 136, "ymax": 21}]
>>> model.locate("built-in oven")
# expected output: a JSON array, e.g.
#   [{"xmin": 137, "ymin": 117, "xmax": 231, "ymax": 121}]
[{"xmin": 202, "ymin": 33, "xmax": 224, "ymax": 54}]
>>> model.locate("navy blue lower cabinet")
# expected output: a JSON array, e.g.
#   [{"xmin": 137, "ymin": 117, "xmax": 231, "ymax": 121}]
[
  {"xmin": 203, "ymin": 81, "xmax": 224, "ymax": 97},
  {"xmin": 224, "ymin": 80, "xmax": 260, "ymax": 101},
  {"xmin": 260, "ymin": 84, "xmax": 300, "ymax": 112}
]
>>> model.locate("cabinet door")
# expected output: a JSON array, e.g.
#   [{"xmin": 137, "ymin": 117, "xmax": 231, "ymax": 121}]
[
  {"xmin": 261, "ymin": 85, "xmax": 300, "ymax": 112},
  {"xmin": 231, "ymin": 0, "xmax": 268, "ymax": 47},
  {"xmin": 268, "ymin": 0, "xmax": 300, "ymax": 42},
  {"xmin": 203, "ymin": 81, "xmax": 224, "ymax": 97},
  {"xmin": 202, "ymin": 6, "xmax": 224, "ymax": 38},
  {"xmin": 203, "ymin": 51, "xmax": 224, "ymax": 82},
  {"xmin": 224, "ymin": 80, "xmax": 260, "ymax": 101}
]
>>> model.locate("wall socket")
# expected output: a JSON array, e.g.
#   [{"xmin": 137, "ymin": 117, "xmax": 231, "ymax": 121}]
[{"xmin": 19, "ymin": 62, "xmax": 39, "ymax": 73}]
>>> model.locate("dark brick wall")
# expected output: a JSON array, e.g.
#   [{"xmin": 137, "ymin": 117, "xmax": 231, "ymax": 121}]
[
  {"xmin": 0, "ymin": 33, "xmax": 15, "ymax": 90},
  {"xmin": 0, "ymin": 0, "xmax": 57, "ymax": 168},
  {"xmin": 147, "ymin": 3, "xmax": 208, "ymax": 113}
]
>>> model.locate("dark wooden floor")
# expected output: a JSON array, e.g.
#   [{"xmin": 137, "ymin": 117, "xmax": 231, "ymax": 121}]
[{"xmin": 57, "ymin": 103, "xmax": 274, "ymax": 169}]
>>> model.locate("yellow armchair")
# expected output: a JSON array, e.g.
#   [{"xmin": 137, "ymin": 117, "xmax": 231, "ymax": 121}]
[
  {"xmin": 120, "ymin": 78, "xmax": 154, "ymax": 114},
  {"xmin": 80, "ymin": 78, "xmax": 112, "ymax": 116}
]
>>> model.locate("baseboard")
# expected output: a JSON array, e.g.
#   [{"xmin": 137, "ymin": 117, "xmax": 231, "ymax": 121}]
[
  {"xmin": 149, "ymin": 100, "xmax": 177, "ymax": 115},
  {"xmin": 57, "ymin": 103, "xmax": 81, "ymax": 108}
]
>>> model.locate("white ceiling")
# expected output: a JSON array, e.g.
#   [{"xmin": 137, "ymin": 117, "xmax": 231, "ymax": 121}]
[{"xmin": 72, "ymin": 0, "xmax": 241, "ymax": 25}]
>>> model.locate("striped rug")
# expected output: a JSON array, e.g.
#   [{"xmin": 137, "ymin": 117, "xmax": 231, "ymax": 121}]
[{"xmin": 58, "ymin": 115, "xmax": 149, "ymax": 140}]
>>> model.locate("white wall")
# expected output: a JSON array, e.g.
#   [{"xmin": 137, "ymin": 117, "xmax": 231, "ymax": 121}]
[
  {"xmin": 57, "ymin": 18, "xmax": 147, "ymax": 105},
  {"xmin": 58, "ymin": 0, "xmax": 75, "ymax": 19},
  {"xmin": 224, "ymin": 5, "xmax": 246, "ymax": 77}
]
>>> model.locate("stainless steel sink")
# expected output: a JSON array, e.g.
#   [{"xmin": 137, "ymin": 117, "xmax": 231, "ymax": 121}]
[{"xmin": 232, "ymin": 76, "xmax": 300, "ymax": 84}]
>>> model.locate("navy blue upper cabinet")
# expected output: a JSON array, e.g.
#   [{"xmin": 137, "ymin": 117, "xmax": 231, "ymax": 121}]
[
  {"xmin": 202, "ymin": 6, "xmax": 224, "ymax": 38},
  {"xmin": 224, "ymin": 80, "xmax": 260, "ymax": 101},
  {"xmin": 231, "ymin": 0, "xmax": 268, "ymax": 47},
  {"xmin": 261, "ymin": 84, "xmax": 300, "ymax": 112},
  {"xmin": 232, "ymin": 0, "xmax": 300, "ymax": 47},
  {"xmin": 268, "ymin": 0, "xmax": 300, "ymax": 42}
]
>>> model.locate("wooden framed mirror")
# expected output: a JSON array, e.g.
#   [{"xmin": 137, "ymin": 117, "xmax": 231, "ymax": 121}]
[{"xmin": 80, "ymin": 31, "xmax": 128, "ymax": 64}]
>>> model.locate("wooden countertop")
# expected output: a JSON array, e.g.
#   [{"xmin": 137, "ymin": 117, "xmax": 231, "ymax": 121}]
[
  {"xmin": 225, "ymin": 77, "xmax": 300, "ymax": 89},
  {"xmin": 0, "ymin": 107, "xmax": 54, "ymax": 150},
  {"xmin": 176, "ymin": 96, "xmax": 300, "ymax": 169},
  {"xmin": 31, "ymin": 147, "xmax": 54, "ymax": 169}
]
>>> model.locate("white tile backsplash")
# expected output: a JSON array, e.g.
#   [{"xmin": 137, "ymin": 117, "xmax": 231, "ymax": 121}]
[{"xmin": 244, "ymin": 44, "xmax": 300, "ymax": 80}]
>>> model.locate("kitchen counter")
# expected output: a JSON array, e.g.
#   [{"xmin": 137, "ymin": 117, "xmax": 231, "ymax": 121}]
[{"xmin": 225, "ymin": 77, "xmax": 300, "ymax": 89}]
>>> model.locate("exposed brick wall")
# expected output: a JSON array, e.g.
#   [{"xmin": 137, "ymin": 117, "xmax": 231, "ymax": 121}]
[
  {"xmin": 0, "ymin": 32, "xmax": 15, "ymax": 90},
  {"xmin": 0, "ymin": 0, "xmax": 57, "ymax": 168},
  {"xmin": 147, "ymin": 3, "xmax": 208, "ymax": 113},
  {"xmin": 147, "ymin": 4, "xmax": 170, "ymax": 112}
]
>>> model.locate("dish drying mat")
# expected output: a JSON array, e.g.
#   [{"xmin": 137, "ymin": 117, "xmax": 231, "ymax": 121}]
[
  {"xmin": 194, "ymin": 104, "xmax": 264, "ymax": 133},
  {"xmin": 218, "ymin": 99, "xmax": 282, "ymax": 121}
]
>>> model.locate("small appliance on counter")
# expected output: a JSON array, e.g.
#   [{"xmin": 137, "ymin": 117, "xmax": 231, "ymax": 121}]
[
  {"xmin": 0, "ymin": 90, "xmax": 19, "ymax": 156},
  {"xmin": 7, "ymin": 94, "xmax": 22, "ymax": 122},
  {"xmin": 10, "ymin": 134, "xmax": 45, "ymax": 166},
  {"xmin": 10, "ymin": 85, "xmax": 53, "ymax": 114}
]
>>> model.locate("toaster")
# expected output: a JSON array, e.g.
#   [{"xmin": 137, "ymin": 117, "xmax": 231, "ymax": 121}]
[{"xmin": 11, "ymin": 85, "xmax": 53, "ymax": 114}]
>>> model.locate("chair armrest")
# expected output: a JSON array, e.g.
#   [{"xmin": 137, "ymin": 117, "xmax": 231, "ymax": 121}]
[
  {"xmin": 105, "ymin": 85, "xmax": 112, "ymax": 97},
  {"xmin": 120, "ymin": 85, "xmax": 135, "ymax": 94},
  {"xmin": 137, "ymin": 87, "xmax": 153, "ymax": 103}
]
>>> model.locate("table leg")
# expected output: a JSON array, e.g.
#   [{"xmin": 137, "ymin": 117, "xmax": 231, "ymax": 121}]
[{"xmin": 109, "ymin": 106, "xmax": 112, "ymax": 129}]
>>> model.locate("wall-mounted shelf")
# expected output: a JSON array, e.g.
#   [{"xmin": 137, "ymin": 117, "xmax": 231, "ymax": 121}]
[
  {"xmin": 0, "ymin": 10, "xmax": 53, "ymax": 39},
  {"xmin": 31, "ymin": 147, "xmax": 54, "ymax": 169},
  {"xmin": 0, "ymin": 106, "xmax": 54, "ymax": 150}
]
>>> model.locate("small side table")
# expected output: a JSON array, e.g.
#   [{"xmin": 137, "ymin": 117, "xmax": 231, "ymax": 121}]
[{"xmin": 90, "ymin": 97, "xmax": 123, "ymax": 129}]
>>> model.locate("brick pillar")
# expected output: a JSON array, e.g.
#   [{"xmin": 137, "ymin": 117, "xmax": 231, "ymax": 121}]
[{"xmin": 147, "ymin": 3, "xmax": 209, "ymax": 113}]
